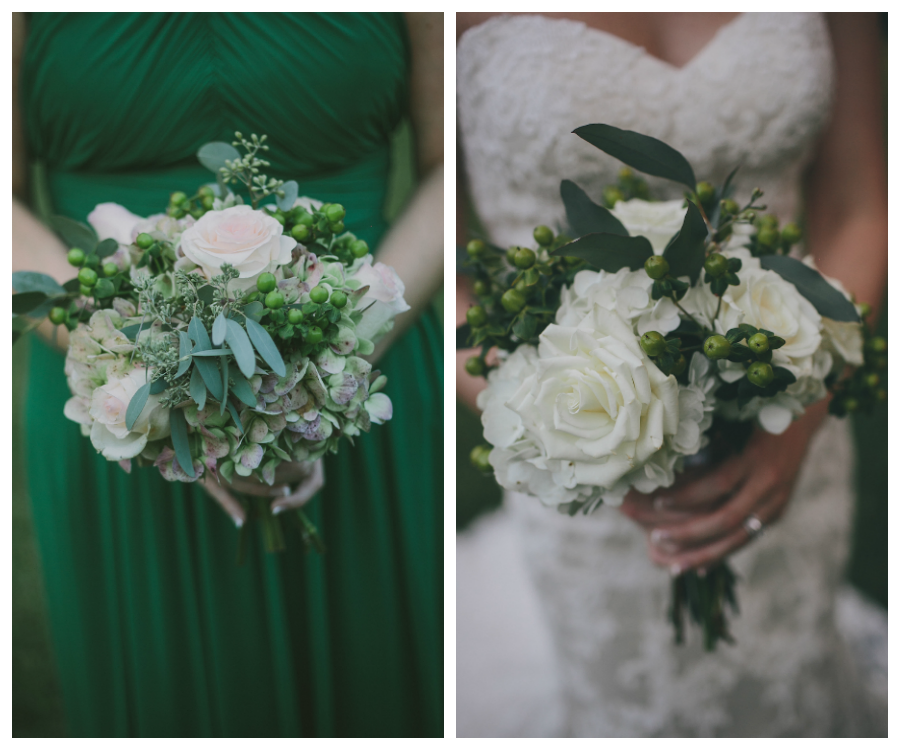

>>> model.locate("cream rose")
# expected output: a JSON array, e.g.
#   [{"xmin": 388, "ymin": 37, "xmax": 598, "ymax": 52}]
[
  {"xmin": 179, "ymin": 205, "xmax": 295, "ymax": 289},
  {"xmin": 610, "ymin": 198, "xmax": 688, "ymax": 254},
  {"xmin": 89, "ymin": 368, "xmax": 170, "ymax": 460},
  {"xmin": 349, "ymin": 257, "xmax": 410, "ymax": 342}
]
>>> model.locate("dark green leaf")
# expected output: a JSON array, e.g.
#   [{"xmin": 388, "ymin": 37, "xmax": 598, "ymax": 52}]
[
  {"xmin": 197, "ymin": 285, "xmax": 215, "ymax": 305},
  {"xmin": 175, "ymin": 331, "xmax": 193, "ymax": 379},
  {"xmin": 225, "ymin": 400, "xmax": 245, "ymax": 434},
  {"xmin": 772, "ymin": 366, "xmax": 797, "ymax": 384},
  {"xmin": 93, "ymin": 278, "xmax": 115, "ymax": 298},
  {"xmin": 95, "ymin": 238, "xmax": 119, "ymax": 258},
  {"xmin": 212, "ymin": 312, "xmax": 228, "ymax": 346},
  {"xmin": 276, "ymin": 180, "xmax": 299, "ymax": 212},
  {"xmin": 169, "ymin": 408, "xmax": 195, "ymax": 478},
  {"xmin": 12, "ymin": 271, "xmax": 67, "ymax": 297},
  {"xmin": 62, "ymin": 278, "xmax": 82, "ymax": 293},
  {"xmin": 553, "ymin": 233, "xmax": 653, "ymax": 272},
  {"xmin": 188, "ymin": 316, "xmax": 224, "ymax": 401},
  {"xmin": 244, "ymin": 316, "xmax": 286, "ymax": 376},
  {"xmin": 229, "ymin": 371, "xmax": 257, "ymax": 407},
  {"xmin": 456, "ymin": 323, "xmax": 472, "ymax": 350},
  {"xmin": 12, "ymin": 291, "xmax": 49, "ymax": 315},
  {"xmin": 48, "ymin": 215, "xmax": 97, "ymax": 252},
  {"xmin": 512, "ymin": 315, "xmax": 537, "ymax": 341},
  {"xmin": 737, "ymin": 378, "xmax": 758, "ymax": 410},
  {"xmin": 220, "ymin": 358, "xmax": 229, "ymax": 415},
  {"xmin": 662, "ymin": 201, "xmax": 708, "ymax": 283},
  {"xmin": 759, "ymin": 255, "xmax": 860, "ymax": 322},
  {"xmin": 225, "ymin": 319, "xmax": 257, "ymax": 379},
  {"xmin": 125, "ymin": 381, "xmax": 151, "ymax": 431},
  {"xmin": 197, "ymin": 141, "xmax": 241, "ymax": 174},
  {"xmin": 573, "ymin": 123, "xmax": 696, "ymax": 189},
  {"xmin": 560, "ymin": 179, "xmax": 628, "ymax": 238},
  {"xmin": 149, "ymin": 378, "xmax": 169, "ymax": 395},
  {"xmin": 190, "ymin": 365, "xmax": 207, "ymax": 410},
  {"xmin": 121, "ymin": 323, "xmax": 143, "ymax": 341}
]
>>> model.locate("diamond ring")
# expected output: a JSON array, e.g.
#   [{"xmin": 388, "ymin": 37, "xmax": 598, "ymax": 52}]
[{"xmin": 743, "ymin": 513, "xmax": 765, "ymax": 538}]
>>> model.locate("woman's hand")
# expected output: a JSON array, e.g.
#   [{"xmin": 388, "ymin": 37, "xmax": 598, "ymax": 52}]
[
  {"xmin": 201, "ymin": 459, "xmax": 324, "ymax": 527},
  {"xmin": 619, "ymin": 401, "xmax": 829, "ymax": 572}
]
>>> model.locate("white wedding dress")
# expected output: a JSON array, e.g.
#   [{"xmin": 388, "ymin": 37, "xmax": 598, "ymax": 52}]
[{"xmin": 457, "ymin": 13, "xmax": 887, "ymax": 737}]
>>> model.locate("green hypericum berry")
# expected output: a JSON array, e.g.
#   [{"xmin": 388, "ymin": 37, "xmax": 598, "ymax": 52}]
[
  {"xmin": 199, "ymin": 194, "xmax": 214, "ymax": 210},
  {"xmin": 135, "ymin": 233, "xmax": 154, "ymax": 250},
  {"xmin": 291, "ymin": 223, "xmax": 310, "ymax": 242},
  {"xmin": 256, "ymin": 273, "xmax": 277, "ymax": 293},
  {"xmin": 170, "ymin": 191, "xmax": 188, "ymax": 206},
  {"xmin": 843, "ymin": 396, "xmax": 859, "ymax": 412},
  {"xmin": 330, "ymin": 291, "xmax": 348, "ymax": 309},
  {"xmin": 868, "ymin": 336, "xmax": 887, "ymax": 353},
  {"xmin": 696, "ymin": 181, "xmax": 715, "ymax": 205},
  {"xmin": 747, "ymin": 361, "xmax": 774, "ymax": 387},
  {"xmin": 265, "ymin": 291, "xmax": 285, "ymax": 309},
  {"xmin": 465, "ymin": 356, "xmax": 485, "ymax": 377},
  {"xmin": 513, "ymin": 247, "xmax": 536, "ymax": 270},
  {"xmin": 310, "ymin": 285, "xmax": 329, "ymax": 304},
  {"xmin": 77, "ymin": 267, "xmax": 98, "ymax": 287},
  {"xmin": 288, "ymin": 308, "xmax": 304, "ymax": 325},
  {"xmin": 330, "ymin": 221, "xmax": 345, "ymax": 234},
  {"xmin": 703, "ymin": 334, "xmax": 732, "ymax": 360},
  {"xmin": 272, "ymin": 213, "xmax": 285, "ymax": 226},
  {"xmin": 470, "ymin": 444, "xmax": 492, "ymax": 472},
  {"xmin": 513, "ymin": 279, "xmax": 528, "ymax": 293},
  {"xmin": 198, "ymin": 185, "xmax": 215, "ymax": 199},
  {"xmin": 644, "ymin": 255, "xmax": 669, "ymax": 280},
  {"xmin": 79, "ymin": 284, "xmax": 93, "ymax": 297},
  {"xmin": 67, "ymin": 247, "xmax": 86, "ymax": 266},
  {"xmin": 602, "ymin": 186, "xmax": 624, "ymax": 208},
  {"xmin": 306, "ymin": 325, "xmax": 323, "ymax": 345},
  {"xmin": 704, "ymin": 253, "xmax": 728, "ymax": 277},
  {"xmin": 350, "ymin": 239, "xmax": 369, "ymax": 258},
  {"xmin": 865, "ymin": 372, "xmax": 880, "ymax": 389},
  {"xmin": 505, "ymin": 246, "xmax": 519, "ymax": 265},
  {"xmin": 293, "ymin": 210, "xmax": 314, "ymax": 227},
  {"xmin": 781, "ymin": 222, "xmax": 802, "ymax": 245},
  {"xmin": 757, "ymin": 227, "xmax": 779, "ymax": 247},
  {"xmin": 501, "ymin": 289, "xmax": 526, "ymax": 313},
  {"xmin": 640, "ymin": 331, "xmax": 666, "ymax": 357},
  {"xmin": 466, "ymin": 305, "xmax": 487, "ymax": 328},
  {"xmin": 472, "ymin": 280, "xmax": 490, "ymax": 296},
  {"xmin": 672, "ymin": 354, "xmax": 687, "ymax": 376},
  {"xmin": 49, "ymin": 307, "xmax": 67, "ymax": 325},
  {"xmin": 466, "ymin": 239, "xmax": 487, "ymax": 259},
  {"xmin": 325, "ymin": 204, "xmax": 346, "ymax": 223},
  {"xmin": 102, "ymin": 262, "xmax": 119, "ymax": 277},
  {"xmin": 533, "ymin": 225, "xmax": 554, "ymax": 246},
  {"xmin": 747, "ymin": 333, "xmax": 770, "ymax": 354},
  {"xmin": 759, "ymin": 214, "xmax": 779, "ymax": 229},
  {"xmin": 858, "ymin": 302, "xmax": 872, "ymax": 318},
  {"xmin": 721, "ymin": 198, "xmax": 740, "ymax": 215},
  {"xmin": 244, "ymin": 291, "xmax": 259, "ymax": 304}
]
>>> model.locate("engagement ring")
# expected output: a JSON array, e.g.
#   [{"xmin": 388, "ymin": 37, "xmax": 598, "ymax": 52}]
[{"xmin": 744, "ymin": 513, "xmax": 765, "ymax": 538}]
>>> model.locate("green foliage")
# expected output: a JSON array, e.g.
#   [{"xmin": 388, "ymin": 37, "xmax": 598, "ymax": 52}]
[
  {"xmin": 559, "ymin": 179, "xmax": 628, "ymax": 238},
  {"xmin": 759, "ymin": 255, "xmax": 860, "ymax": 323},
  {"xmin": 552, "ymin": 233, "xmax": 653, "ymax": 271},
  {"xmin": 662, "ymin": 201, "xmax": 708, "ymax": 282},
  {"xmin": 169, "ymin": 408, "xmax": 195, "ymax": 478}
]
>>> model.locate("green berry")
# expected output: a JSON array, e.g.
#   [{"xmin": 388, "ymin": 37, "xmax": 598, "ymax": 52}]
[
  {"xmin": 305, "ymin": 325, "xmax": 323, "ymax": 345},
  {"xmin": 135, "ymin": 233, "xmax": 154, "ymax": 250},
  {"xmin": 602, "ymin": 186, "xmax": 624, "ymax": 208},
  {"xmin": 704, "ymin": 253, "xmax": 729, "ymax": 277},
  {"xmin": 843, "ymin": 396, "xmax": 859, "ymax": 412},
  {"xmin": 325, "ymin": 204, "xmax": 346, "ymax": 223},
  {"xmin": 49, "ymin": 307, "xmax": 67, "ymax": 325},
  {"xmin": 264, "ymin": 291, "xmax": 285, "ymax": 309},
  {"xmin": 868, "ymin": 336, "xmax": 887, "ymax": 353},
  {"xmin": 533, "ymin": 225, "xmax": 554, "ymax": 246},
  {"xmin": 781, "ymin": 222, "xmax": 802, "ymax": 245},
  {"xmin": 513, "ymin": 280, "xmax": 528, "ymax": 293},
  {"xmin": 470, "ymin": 444, "xmax": 492, "ymax": 472},
  {"xmin": 721, "ymin": 198, "xmax": 740, "ymax": 215},
  {"xmin": 102, "ymin": 262, "xmax": 118, "ymax": 277},
  {"xmin": 244, "ymin": 292, "xmax": 259, "ymax": 304},
  {"xmin": 79, "ymin": 284, "xmax": 93, "ymax": 297},
  {"xmin": 644, "ymin": 255, "xmax": 669, "ymax": 280},
  {"xmin": 618, "ymin": 167, "xmax": 634, "ymax": 181},
  {"xmin": 865, "ymin": 372, "xmax": 880, "ymax": 389},
  {"xmin": 310, "ymin": 285, "xmax": 329, "ymax": 304},
  {"xmin": 640, "ymin": 331, "xmax": 667, "ymax": 357},
  {"xmin": 330, "ymin": 291, "xmax": 348, "ymax": 309},
  {"xmin": 256, "ymin": 273, "xmax": 277, "ymax": 294},
  {"xmin": 288, "ymin": 308, "xmax": 304, "ymax": 325},
  {"xmin": 858, "ymin": 302, "xmax": 872, "ymax": 318},
  {"xmin": 67, "ymin": 247, "xmax": 86, "ymax": 266},
  {"xmin": 198, "ymin": 185, "xmax": 215, "ymax": 199},
  {"xmin": 466, "ymin": 239, "xmax": 487, "ymax": 259},
  {"xmin": 756, "ymin": 227, "xmax": 779, "ymax": 247},
  {"xmin": 291, "ymin": 223, "xmax": 310, "ymax": 242},
  {"xmin": 703, "ymin": 334, "xmax": 732, "ymax": 360},
  {"xmin": 500, "ymin": 289, "xmax": 526, "ymax": 314},
  {"xmin": 472, "ymin": 280, "xmax": 490, "ymax": 296},
  {"xmin": 329, "ymin": 221, "xmax": 345, "ymax": 234},
  {"xmin": 696, "ymin": 181, "xmax": 715, "ymax": 205},
  {"xmin": 350, "ymin": 239, "xmax": 369, "ymax": 258},
  {"xmin": 293, "ymin": 210, "xmax": 314, "ymax": 227},
  {"xmin": 77, "ymin": 267, "xmax": 98, "ymax": 287},
  {"xmin": 747, "ymin": 333, "xmax": 770, "ymax": 354},
  {"xmin": 465, "ymin": 356, "xmax": 485, "ymax": 377},
  {"xmin": 169, "ymin": 191, "xmax": 188, "ymax": 206},
  {"xmin": 747, "ymin": 361, "xmax": 774, "ymax": 387},
  {"xmin": 506, "ymin": 246, "xmax": 519, "ymax": 265},
  {"xmin": 513, "ymin": 247, "xmax": 536, "ymax": 270},
  {"xmin": 271, "ymin": 212, "xmax": 285, "ymax": 226},
  {"xmin": 760, "ymin": 214, "xmax": 779, "ymax": 229},
  {"xmin": 466, "ymin": 305, "xmax": 487, "ymax": 328}
]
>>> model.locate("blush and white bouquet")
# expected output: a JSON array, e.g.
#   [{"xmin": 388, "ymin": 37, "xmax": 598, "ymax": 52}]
[
  {"xmin": 13, "ymin": 132, "xmax": 408, "ymax": 554},
  {"xmin": 460, "ymin": 124, "xmax": 886, "ymax": 649}
]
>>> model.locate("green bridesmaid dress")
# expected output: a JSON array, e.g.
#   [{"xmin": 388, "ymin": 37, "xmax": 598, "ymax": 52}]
[{"xmin": 20, "ymin": 13, "xmax": 442, "ymax": 737}]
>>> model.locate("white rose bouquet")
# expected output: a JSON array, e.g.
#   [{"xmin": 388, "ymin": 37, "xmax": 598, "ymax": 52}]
[
  {"xmin": 13, "ymin": 132, "xmax": 409, "ymax": 555},
  {"xmin": 459, "ymin": 124, "xmax": 886, "ymax": 650}
]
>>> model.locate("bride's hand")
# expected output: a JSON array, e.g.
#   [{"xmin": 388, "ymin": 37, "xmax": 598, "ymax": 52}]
[
  {"xmin": 200, "ymin": 459, "xmax": 325, "ymax": 527},
  {"xmin": 619, "ymin": 402, "xmax": 829, "ymax": 572}
]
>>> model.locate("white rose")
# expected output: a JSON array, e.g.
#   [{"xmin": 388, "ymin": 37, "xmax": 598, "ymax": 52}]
[
  {"xmin": 179, "ymin": 205, "xmax": 295, "ymax": 290},
  {"xmin": 349, "ymin": 257, "xmax": 410, "ymax": 342},
  {"xmin": 801, "ymin": 256, "xmax": 864, "ymax": 367},
  {"xmin": 609, "ymin": 198, "xmax": 687, "ymax": 253},
  {"xmin": 481, "ymin": 305, "xmax": 681, "ymax": 508},
  {"xmin": 88, "ymin": 368, "xmax": 170, "ymax": 460}
]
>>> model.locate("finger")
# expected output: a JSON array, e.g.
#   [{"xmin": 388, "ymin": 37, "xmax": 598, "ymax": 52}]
[
  {"xmin": 226, "ymin": 474, "xmax": 274, "ymax": 497},
  {"xmin": 649, "ymin": 489, "xmax": 788, "ymax": 571},
  {"xmin": 271, "ymin": 460, "xmax": 325, "ymax": 514},
  {"xmin": 653, "ymin": 452, "xmax": 750, "ymax": 511},
  {"xmin": 200, "ymin": 477, "xmax": 247, "ymax": 527},
  {"xmin": 619, "ymin": 500, "xmax": 711, "ymax": 528}
]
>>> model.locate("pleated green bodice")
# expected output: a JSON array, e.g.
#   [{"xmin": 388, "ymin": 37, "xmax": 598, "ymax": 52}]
[{"xmin": 20, "ymin": 12, "xmax": 442, "ymax": 738}]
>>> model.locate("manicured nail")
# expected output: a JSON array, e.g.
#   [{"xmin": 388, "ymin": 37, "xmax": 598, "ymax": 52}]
[
  {"xmin": 669, "ymin": 563, "xmax": 682, "ymax": 576},
  {"xmin": 233, "ymin": 516, "xmax": 244, "ymax": 529},
  {"xmin": 271, "ymin": 505, "xmax": 286, "ymax": 515},
  {"xmin": 650, "ymin": 529, "xmax": 670, "ymax": 545}
]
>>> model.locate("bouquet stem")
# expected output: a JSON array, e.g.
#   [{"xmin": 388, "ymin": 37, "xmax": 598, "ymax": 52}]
[
  {"xmin": 233, "ymin": 494, "xmax": 326, "ymax": 560},
  {"xmin": 669, "ymin": 563, "xmax": 738, "ymax": 651}
]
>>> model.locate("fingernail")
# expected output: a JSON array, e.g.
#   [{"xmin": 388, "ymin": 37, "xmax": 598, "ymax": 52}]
[
  {"xmin": 233, "ymin": 516, "xmax": 244, "ymax": 529},
  {"xmin": 271, "ymin": 505, "xmax": 286, "ymax": 515},
  {"xmin": 650, "ymin": 529, "xmax": 670, "ymax": 545},
  {"xmin": 669, "ymin": 563, "xmax": 682, "ymax": 576}
]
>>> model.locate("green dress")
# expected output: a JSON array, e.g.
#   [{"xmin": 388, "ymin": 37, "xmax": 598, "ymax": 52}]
[{"xmin": 20, "ymin": 13, "xmax": 442, "ymax": 738}]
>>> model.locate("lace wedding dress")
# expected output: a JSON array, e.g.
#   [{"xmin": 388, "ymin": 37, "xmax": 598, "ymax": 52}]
[{"xmin": 457, "ymin": 13, "xmax": 886, "ymax": 737}]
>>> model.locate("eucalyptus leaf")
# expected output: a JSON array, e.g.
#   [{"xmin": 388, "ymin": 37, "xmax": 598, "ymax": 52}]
[
  {"xmin": 12, "ymin": 291, "xmax": 50, "ymax": 315},
  {"xmin": 229, "ymin": 371, "xmax": 257, "ymax": 407},
  {"xmin": 560, "ymin": 179, "xmax": 628, "ymax": 238},
  {"xmin": 190, "ymin": 365, "xmax": 207, "ymax": 410},
  {"xmin": 197, "ymin": 141, "xmax": 241, "ymax": 174},
  {"xmin": 552, "ymin": 233, "xmax": 654, "ymax": 272},
  {"xmin": 212, "ymin": 313, "xmax": 228, "ymax": 346},
  {"xmin": 150, "ymin": 378, "xmax": 169, "ymax": 395},
  {"xmin": 95, "ymin": 238, "xmax": 119, "ymax": 258},
  {"xmin": 191, "ymin": 348, "xmax": 235, "ymax": 357},
  {"xmin": 243, "ymin": 301, "xmax": 264, "ymax": 322},
  {"xmin": 125, "ymin": 381, "xmax": 151, "ymax": 431},
  {"xmin": 12, "ymin": 271, "xmax": 67, "ymax": 297},
  {"xmin": 175, "ymin": 331, "xmax": 193, "ymax": 379},
  {"xmin": 169, "ymin": 408, "xmax": 195, "ymax": 478},
  {"xmin": 121, "ymin": 323, "xmax": 143, "ymax": 341},
  {"xmin": 662, "ymin": 201, "xmax": 708, "ymax": 283},
  {"xmin": 225, "ymin": 400, "xmax": 245, "ymax": 434},
  {"xmin": 188, "ymin": 316, "xmax": 224, "ymax": 401},
  {"xmin": 244, "ymin": 317, "xmax": 286, "ymax": 376},
  {"xmin": 220, "ymin": 358, "xmax": 229, "ymax": 415},
  {"xmin": 49, "ymin": 215, "xmax": 98, "ymax": 252},
  {"xmin": 276, "ymin": 180, "xmax": 299, "ymax": 212},
  {"xmin": 573, "ymin": 124, "xmax": 696, "ymax": 190},
  {"xmin": 759, "ymin": 255, "xmax": 860, "ymax": 322},
  {"xmin": 225, "ymin": 319, "xmax": 257, "ymax": 379}
]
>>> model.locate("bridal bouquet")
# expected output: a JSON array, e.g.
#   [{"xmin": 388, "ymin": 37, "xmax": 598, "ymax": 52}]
[
  {"xmin": 460, "ymin": 124, "xmax": 886, "ymax": 650},
  {"xmin": 13, "ymin": 132, "xmax": 408, "ymax": 555}
]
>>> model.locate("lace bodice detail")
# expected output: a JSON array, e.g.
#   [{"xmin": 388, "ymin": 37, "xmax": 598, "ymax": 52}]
[{"xmin": 458, "ymin": 13, "xmax": 833, "ymax": 248}]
